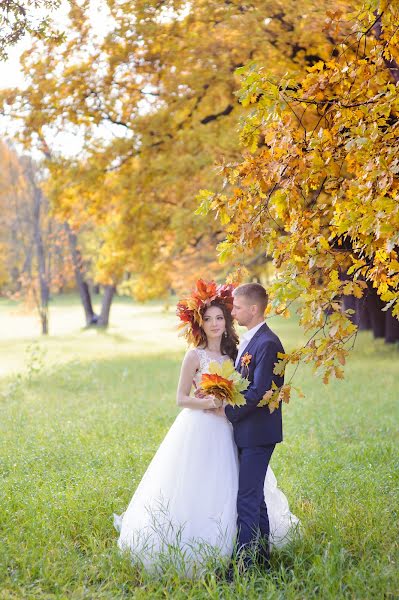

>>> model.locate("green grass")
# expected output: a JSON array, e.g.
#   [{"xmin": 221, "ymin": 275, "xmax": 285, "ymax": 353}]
[{"xmin": 0, "ymin": 296, "xmax": 398, "ymax": 599}]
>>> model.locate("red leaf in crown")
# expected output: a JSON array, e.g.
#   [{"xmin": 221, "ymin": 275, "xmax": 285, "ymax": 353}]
[
  {"xmin": 217, "ymin": 283, "xmax": 235, "ymax": 311},
  {"xmin": 193, "ymin": 279, "xmax": 218, "ymax": 304}
]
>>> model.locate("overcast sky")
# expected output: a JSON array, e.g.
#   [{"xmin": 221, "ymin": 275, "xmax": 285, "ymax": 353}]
[{"xmin": 0, "ymin": 1, "xmax": 73, "ymax": 88}]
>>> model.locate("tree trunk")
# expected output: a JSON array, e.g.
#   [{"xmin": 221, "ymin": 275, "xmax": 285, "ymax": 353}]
[
  {"xmin": 97, "ymin": 285, "xmax": 115, "ymax": 327},
  {"xmin": 385, "ymin": 308, "xmax": 399, "ymax": 344},
  {"xmin": 65, "ymin": 223, "xmax": 98, "ymax": 325},
  {"xmin": 32, "ymin": 181, "xmax": 50, "ymax": 335},
  {"xmin": 355, "ymin": 296, "xmax": 371, "ymax": 330},
  {"xmin": 366, "ymin": 287, "xmax": 386, "ymax": 338},
  {"xmin": 342, "ymin": 270, "xmax": 397, "ymax": 343},
  {"xmin": 39, "ymin": 306, "xmax": 49, "ymax": 335},
  {"xmin": 22, "ymin": 251, "xmax": 32, "ymax": 280},
  {"xmin": 340, "ymin": 268, "xmax": 357, "ymax": 322},
  {"xmin": 372, "ymin": 13, "xmax": 399, "ymax": 83},
  {"xmin": 342, "ymin": 294, "xmax": 357, "ymax": 322}
]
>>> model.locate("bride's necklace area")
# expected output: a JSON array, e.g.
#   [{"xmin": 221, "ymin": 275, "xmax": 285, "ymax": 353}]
[{"xmin": 204, "ymin": 347, "xmax": 224, "ymax": 361}]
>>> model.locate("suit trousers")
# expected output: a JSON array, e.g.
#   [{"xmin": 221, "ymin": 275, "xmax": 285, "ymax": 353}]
[{"xmin": 235, "ymin": 444, "xmax": 276, "ymax": 564}]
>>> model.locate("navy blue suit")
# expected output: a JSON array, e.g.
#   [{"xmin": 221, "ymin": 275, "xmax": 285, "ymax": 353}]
[{"xmin": 225, "ymin": 322, "xmax": 284, "ymax": 564}]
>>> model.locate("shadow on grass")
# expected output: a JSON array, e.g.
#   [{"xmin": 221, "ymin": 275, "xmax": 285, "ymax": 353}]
[{"xmin": 79, "ymin": 326, "xmax": 133, "ymax": 343}]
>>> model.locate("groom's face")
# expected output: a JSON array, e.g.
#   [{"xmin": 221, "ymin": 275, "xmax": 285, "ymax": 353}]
[{"xmin": 231, "ymin": 294, "xmax": 254, "ymax": 327}]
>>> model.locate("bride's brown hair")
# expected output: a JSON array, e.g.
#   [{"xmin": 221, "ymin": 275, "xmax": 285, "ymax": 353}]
[{"xmin": 197, "ymin": 299, "xmax": 238, "ymax": 361}]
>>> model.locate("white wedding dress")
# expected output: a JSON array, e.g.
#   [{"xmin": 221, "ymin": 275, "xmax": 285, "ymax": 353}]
[{"xmin": 115, "ymin": 349, "xmax": 299, "ymax": 575}]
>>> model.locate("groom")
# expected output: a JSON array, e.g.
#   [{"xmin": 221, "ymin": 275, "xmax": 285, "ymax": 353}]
[{"xmin": 222, "ymin": 283, "xmax": 284, "ymax": 571}]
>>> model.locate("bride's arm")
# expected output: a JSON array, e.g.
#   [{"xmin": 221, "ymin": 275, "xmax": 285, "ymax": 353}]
[{"xmin": 176, "ymin": 350, "xmax": 218, "ymax": 409}]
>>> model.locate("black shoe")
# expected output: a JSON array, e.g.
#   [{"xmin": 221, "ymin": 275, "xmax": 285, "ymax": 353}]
[
  {"xmin": 257, "ymin": 555, "xmax": 271, "ymax": 573},
  {"xmin": 212, "ymin": 566, "xmax": 225, "ymax": 582},
  {"xmin": 225, "ymin": 565, "xmax": 235, "ymax": 582},
  {"xmin": 212, "ymin": 564, "xmax": 233, "ymax": 583},
  {"xmin": 257, "ymin": 539, "xmax": 271, "ymax": 571}
]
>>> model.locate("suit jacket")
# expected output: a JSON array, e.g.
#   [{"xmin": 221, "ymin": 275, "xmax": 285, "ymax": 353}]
[{"xmin": 225, "ymin": 322, "xmax": 284, "ymax": 448}]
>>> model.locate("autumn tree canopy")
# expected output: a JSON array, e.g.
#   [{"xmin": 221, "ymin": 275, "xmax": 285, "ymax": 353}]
[
  {"xmin": 198, "ymin": 1, "xmax": 399, "ymax": 403},
  {"xmin": 1, "ymin": 0, "xmax": 352, "ymax": 298},
  {"xmin": 1, "ymin": 0, "xmax": 398, "ymax": 367}
]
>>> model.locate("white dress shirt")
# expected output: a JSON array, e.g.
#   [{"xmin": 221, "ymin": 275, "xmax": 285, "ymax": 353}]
[{"xmin": 235, "ymin": 321, "xmax": 265, "ymax": 368}]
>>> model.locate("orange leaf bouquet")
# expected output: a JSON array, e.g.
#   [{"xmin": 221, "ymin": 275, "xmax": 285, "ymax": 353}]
[{"xmin": 198, "ymin": 360, "xmax": 249, "ymax": 407}]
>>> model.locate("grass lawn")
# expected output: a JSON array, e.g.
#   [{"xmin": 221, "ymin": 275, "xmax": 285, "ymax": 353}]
[{"xmin": 0, "ymin": 295, "xmax": 398, "ymax": 599}]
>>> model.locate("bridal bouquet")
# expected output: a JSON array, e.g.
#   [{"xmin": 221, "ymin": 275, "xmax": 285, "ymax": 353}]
[{"xmin": 198, "ymin": 360, "xmax": 249, "ymax": 407}]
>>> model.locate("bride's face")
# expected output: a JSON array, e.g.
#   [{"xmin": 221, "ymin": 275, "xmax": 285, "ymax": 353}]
[{"xmin": 202, "ymin": 306, "xmax": 226, "ymax": 341}]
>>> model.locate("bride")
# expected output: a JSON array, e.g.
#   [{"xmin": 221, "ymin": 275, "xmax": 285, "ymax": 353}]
[{"xmin": 115, "ymin": 280, "xmax": 299, "ymax": 576}]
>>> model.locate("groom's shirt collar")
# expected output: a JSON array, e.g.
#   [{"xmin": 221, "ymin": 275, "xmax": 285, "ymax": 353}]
[{"xmin": 241, "ymin": 320, "xmax": 265, "ymax": 345}]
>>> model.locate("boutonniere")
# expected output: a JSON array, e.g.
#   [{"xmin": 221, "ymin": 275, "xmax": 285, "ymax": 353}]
[{"xmin": 241, "ymin": 352, "xmax": 252, "ymax": 371}]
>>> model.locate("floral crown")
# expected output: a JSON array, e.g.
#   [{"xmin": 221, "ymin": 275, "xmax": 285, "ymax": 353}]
[{"xmin": 176, "ymin": 279, "xmax": 235, "ymax": 345}]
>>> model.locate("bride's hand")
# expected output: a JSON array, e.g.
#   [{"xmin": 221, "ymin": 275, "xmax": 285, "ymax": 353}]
[
  {"xmin": 194, "ymin": 389, "xmax": 219, "ymax": 408},
  {"xmin": 201, "ymin": 394, "xmax": 222, "ymax": 409}
]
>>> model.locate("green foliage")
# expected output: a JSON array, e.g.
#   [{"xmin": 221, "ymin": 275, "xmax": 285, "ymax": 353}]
[{"xmin": 24, "ymin": 341, "xmax": 47, "ymax": 381}]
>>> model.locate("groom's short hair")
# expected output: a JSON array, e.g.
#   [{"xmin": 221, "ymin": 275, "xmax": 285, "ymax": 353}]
[{"xmin": 234, "ymin": 283, "xmax": 268, "ymax": 312}]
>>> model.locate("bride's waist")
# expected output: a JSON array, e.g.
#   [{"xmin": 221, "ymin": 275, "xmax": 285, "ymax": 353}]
[{"xmin": 182, "ymin": 407, "xmax": 229, "ymax": 421}]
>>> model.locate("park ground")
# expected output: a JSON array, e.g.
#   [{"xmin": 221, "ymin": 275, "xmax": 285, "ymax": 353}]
[{"xmin": 0, "ymin": 295, "xmax": 398, "ymax": 599}]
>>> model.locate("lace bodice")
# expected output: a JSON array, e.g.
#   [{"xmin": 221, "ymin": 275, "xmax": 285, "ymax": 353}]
[{"xmin": 192, "ymin": 348, "xmax": 232, "ymax": 389}]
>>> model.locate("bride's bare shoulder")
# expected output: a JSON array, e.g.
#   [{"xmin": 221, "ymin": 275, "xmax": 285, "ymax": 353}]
[{"xmin": 182, "ymin": 348, "xmax": 201, "ymax": 368}]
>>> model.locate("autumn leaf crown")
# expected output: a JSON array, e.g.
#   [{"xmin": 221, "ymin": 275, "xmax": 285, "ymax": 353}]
[{"xmin": 176, "ymin": 279, "xmax": 235, "ymax": 345}]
